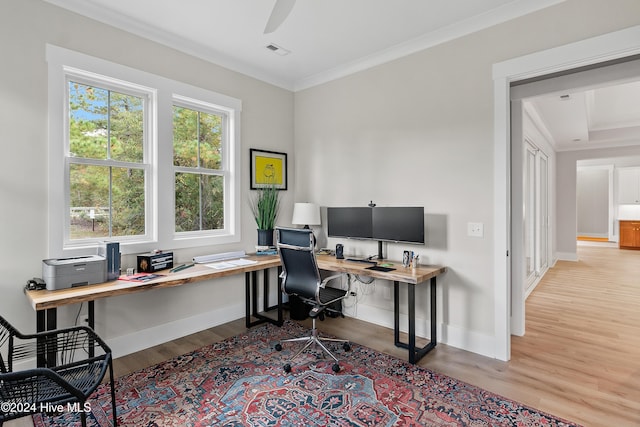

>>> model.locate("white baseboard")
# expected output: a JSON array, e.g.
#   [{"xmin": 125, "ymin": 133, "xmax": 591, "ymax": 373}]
[
  {"xmin": 556, "ymin": 251, "xmax": 578, "ymax": 261},
  {"xmin": 11, "ymin": 303, "xmax": 246, "ymax": 371},
  {"xmin": 440, "ymin": 323, "xmax": 496, "ymax": 358},
  {"xmin": 14, "ymin": 299, "xmax": 494, "ymax": 369},
  {"xmin": 347, "ymin": 304, "xmax": 496, "ymax": 359},
  {"xmin": 107, "ymin": 302, "xmax": 245, "ymax": 359},
  {"xmin": 577, "ymin": 233, "xmax": 608, "ymax": 238}
]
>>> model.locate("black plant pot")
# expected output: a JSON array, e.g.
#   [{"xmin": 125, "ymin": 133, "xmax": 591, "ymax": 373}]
[{"xmin": 257, "ymin": 229, "xmax": 274, "ymax": 247}]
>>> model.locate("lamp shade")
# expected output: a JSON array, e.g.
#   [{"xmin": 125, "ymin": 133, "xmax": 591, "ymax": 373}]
[{"xmin": 292, "ymin": 203, "xmax": 321, "ymax": 226}]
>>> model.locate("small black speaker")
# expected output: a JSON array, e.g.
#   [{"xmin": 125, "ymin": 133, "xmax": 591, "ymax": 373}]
[{"xmin": 335, "ymin": 244, "xmax": 344, "ymax": 259}]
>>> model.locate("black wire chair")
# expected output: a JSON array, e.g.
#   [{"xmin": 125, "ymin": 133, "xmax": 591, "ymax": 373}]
[{"xmin": 0, "ymin": 315, "xmax": 117, "ymax": 426}]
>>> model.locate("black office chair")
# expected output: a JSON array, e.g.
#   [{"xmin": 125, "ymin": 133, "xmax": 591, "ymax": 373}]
[
  {"xmin": 274, "ymin": 227, "xmax": 351, "ymax": 373},
  {"xmin": 0, "ymin": 315, "xmax": 117, "ymax": 426}
]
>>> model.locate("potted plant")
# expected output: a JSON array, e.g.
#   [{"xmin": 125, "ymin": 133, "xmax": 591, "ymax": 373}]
[{"xmin": 249, "ymin": 183, "xmax": 280, "ymax": 247}]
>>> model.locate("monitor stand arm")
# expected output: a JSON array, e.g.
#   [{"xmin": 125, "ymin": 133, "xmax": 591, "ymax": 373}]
[{"xmin": 377, "ymin": 241, "xmax": 384, "ymax": 260}]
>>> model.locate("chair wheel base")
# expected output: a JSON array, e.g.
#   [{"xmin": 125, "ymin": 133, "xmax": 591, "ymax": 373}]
[
  {"xmin": 275, "ymin": 343, "xmax": 282, "ymax": 351},
  {"xmin": 332, "ymin": 363, "xmax": 341, "ymax": 373},
  {"xmin": 284, "ymin": 363, "xmax": 291, "ymax": 373},
  {"xmin": 343, "ymin": 342, "xmax": 351, "ymax": 351}
]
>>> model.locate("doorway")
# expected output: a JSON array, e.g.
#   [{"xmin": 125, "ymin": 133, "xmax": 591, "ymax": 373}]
[
  {"xmin": 576, "ymin": 165, "xmax": 614, "ymax": 243},
  {"xmin": 492, "ymin": 25, "xmax": 640, "ymax": 361}
]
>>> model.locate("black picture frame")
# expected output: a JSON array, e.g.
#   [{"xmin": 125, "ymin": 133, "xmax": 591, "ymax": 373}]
[{"xmin": 250, "ymin": 149, "xmax": 288, "ymax": 190}]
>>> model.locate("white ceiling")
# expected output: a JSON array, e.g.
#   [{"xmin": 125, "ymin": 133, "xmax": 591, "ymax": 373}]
[
  {"xmin": 44, "ymin": 0, "xmax": 563, "ymax": 91},
  {"xmin": 526, "ymin": 80, "xmax": 640, "ymax": 151},
  {"xmin": 43, "ymin": 0, "xmax": 640, "ymax": 151}
]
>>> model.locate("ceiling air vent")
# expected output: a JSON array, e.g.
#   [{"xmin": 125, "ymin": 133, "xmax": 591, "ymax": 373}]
[{"xmin": 266, "ymin": 43, "xmax": 291, "ymax": 56}]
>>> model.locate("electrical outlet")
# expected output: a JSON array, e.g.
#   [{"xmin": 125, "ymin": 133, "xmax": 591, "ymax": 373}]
[
  {"xmin": 467, "ymin": 222, "xmax": 484, "ymax": 237},
  {"xmin": 80, "ymin": 315, "xmax": 89, "ymax": 326}
]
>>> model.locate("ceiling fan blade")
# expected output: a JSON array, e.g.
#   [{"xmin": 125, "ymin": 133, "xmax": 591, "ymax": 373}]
[{"xmin": 264, "ymin": 0, "xmax": 296, "ymax": 34}]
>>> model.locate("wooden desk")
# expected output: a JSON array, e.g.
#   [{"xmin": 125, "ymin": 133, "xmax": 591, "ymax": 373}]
[
  {"xmin": 26, "ymin": 253, "xmax": 446, "ymax": 364},
  {"xmin": 316, "ymin": 255, "xmax": 447, "ymax": 364},
  {"xmin": 25, "ymin": 255, "xmax": 283, "ymax": 336}
]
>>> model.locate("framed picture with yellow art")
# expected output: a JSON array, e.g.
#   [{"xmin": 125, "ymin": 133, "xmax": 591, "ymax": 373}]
[{"xmin": 250, "ymin": 148, "xmax": 288, "ymax": 190}]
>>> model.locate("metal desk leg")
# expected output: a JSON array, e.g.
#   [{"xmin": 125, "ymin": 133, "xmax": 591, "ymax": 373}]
[
  {"xmin": 430, "ymin": 277, "xmax": 437, "ymax": 347},
  {"xmin": 408, "ymin": 284, "xmax": 416, "ymax": 364},
  {"xmin": 394, "ymin": 278, "xmax": 438, "ymax": 364},
  {"xmin": 263, "ymin": 266, "xmax": 283, "ymax": 325},
  {"xmin": 246, "ymin": 267, "xmax": 283, "ymax": 328},
  {"xmin": 245, "ymin": 271, "xmax": 252, "ymax": 328},
  {"xmin": 277, "ymin": 268, "xmax": 283, "ymax": 325},
  {"xmin": 87, "ymin": 300, "xmax": 95, "ymax": 358},
  {"xmin": 252, "ymin": 270, "xmax": 259, "ymax": 319},
  {"xmin": 263, "ymin": 269, "xmax": 269, "ymax": 313},
  {"xmin": 88, "ymin": 300, "xmax": 95, "ymax": 329},
  {"xmin": 36, "ymin": 308, "xmax": 57, "ymax": 367},
  {"xmin": 36, "ymin": 310, "xmax": 46, "ymax": 367},
  {"xmin": 394, "ymin": 281, "xmax": 400, "ymax": 346},
  {"xmin": 37, "ymin": 310, "xmax": 46, "ymax": 333},
  {"xmin": 46, "ymin": 308, "xmax": 57, "ymax": 331}
]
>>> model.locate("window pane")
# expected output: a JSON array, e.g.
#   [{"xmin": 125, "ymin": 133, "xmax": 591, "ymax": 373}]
[
  {"xmin": 111, "ymin": 167, "xmax": 145, "ymax": 236},
  {"xmin": 199, "ymin": 112, "xmax": 222, "ymax": 170},
  {"xmin": 110, "ymin": 92, "xmax": 144, "ymax": 163},
  {"xmin": 69, "ymin": 164, "xmax": 110, "ymax": 239},
  {"xmin": 173, "ymin": 106, "xmax": 222, "ymax": 170},
  {"xmin": 69, "ymin": 164, "xmax": 145, "ymax": 240},
  {"xmin": 69, "ymin": 82, "xmax": 108, "ymax": 159},
  {"xmin": 69, "ymin": 82, "xmax": 144, "ymax": 163},
  {"xmin": 173, "ymin": 106, "xmax": 198, "ymax": 168},
  {"xmin": 175, "ymin": 173, "xmax": 224, "ymax": 232}
]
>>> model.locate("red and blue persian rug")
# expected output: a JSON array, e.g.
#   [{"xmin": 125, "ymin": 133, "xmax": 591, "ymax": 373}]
[{"xmin": 33, "ymin": 321, "xmax": 580, "ymax": 426}]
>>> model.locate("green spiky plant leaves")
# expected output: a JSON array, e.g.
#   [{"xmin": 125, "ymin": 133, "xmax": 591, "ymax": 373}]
[{"xmin": 250, "ymin": 183, "xmax": 280, "ymax": 230}]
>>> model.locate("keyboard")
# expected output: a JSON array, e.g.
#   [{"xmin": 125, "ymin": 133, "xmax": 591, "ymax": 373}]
[
  {"xmin": 366, "ymin": 265, "xmax": 396, "ymax": 272},
  {"xmin": 345, "ymin": 258, "xmax": 376, "ymax": 264}
]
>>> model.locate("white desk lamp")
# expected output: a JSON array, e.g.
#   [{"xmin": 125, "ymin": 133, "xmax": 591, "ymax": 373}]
[{"xmin": 292, "ymin": 203, "xmax": 321, "ymax": 229}]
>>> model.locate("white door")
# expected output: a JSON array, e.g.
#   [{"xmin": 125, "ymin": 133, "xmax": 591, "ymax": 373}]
[
  {"xmin": 524, "ymin": 140, "xmax": 549, "ymax": 293},
  {"xmin": 524, "ymin": 142, "xmax": 537, "ymax": 287},
  {"xmin": 539, "ymin": 153, "xmax": 549, "ymax": 273}
]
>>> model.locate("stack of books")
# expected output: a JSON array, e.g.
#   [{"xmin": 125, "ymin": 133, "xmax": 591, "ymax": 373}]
[{"xmin": 255, "ymin": 245, "xmax": 277, "ymax": 255}]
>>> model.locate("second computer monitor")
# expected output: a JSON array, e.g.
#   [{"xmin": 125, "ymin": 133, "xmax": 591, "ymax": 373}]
[{"xmin": 327, "ymin": 206, "xmax": 424, "ymax": 244}]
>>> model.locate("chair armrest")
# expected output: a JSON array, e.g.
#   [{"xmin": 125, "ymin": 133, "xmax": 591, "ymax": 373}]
[
  {"xmin": 17, "ymin": 324, "xmax": 95, "ymax": 341},
  {"xmin": 320, "ymin": 273, "xmax": 347, "ymax": 288},
  {"xmin": 28, "ymin": 325, "xmax": 111, "ymax": 353},
  {"xmin": 0, "ymin": 367, "xmax": 85, "ymax": 402},
  {"xmin": 10, "ymin": 326, "xmax": 112, "ymax": 367}
]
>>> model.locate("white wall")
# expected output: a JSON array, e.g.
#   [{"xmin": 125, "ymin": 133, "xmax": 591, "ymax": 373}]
[
  {"xmin": 0, "ymin": 0, "xmax": 294, "ymax": 356},
  {"xmin": 557, "ymin": 147, "xmax": 640, "ymax": 257},
  {"xmin": 577, "ymin": 168, "xmax": 609, "ymax": 237},
  {"xmin": 294, "ymin": 0, "xmax": 640, "ymax": 357},
  {"xmin": 2, "ymin": 0, "xmax": 640, "ymax": 360}
]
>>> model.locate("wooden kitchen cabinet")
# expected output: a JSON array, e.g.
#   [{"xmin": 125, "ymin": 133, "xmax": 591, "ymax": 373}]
[{"xmin": 619, "ymin": 220, "xmax": 640, "ymax": 249}]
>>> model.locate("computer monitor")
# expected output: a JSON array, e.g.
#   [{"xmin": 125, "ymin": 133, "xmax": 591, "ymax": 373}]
[
  {"xmin": 327, "ymin": 207, "xmax": 372, "ymax": 239},
  {"xmin": 372, "ymin": 207, "xmax": 424, "ymax": 244},
  {"xmin": 327, "ymin": 206, "xmax": 424, "ymax": 242}
]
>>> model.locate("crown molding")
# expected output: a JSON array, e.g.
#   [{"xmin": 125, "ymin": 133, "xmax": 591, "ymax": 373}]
[
  {"xmin": 294, "ymin": 0, "xmax": 566, "ymax": 91},
  {"xmin": 44, "ymin": 0, "xmax": 565, "ymax": 92}
]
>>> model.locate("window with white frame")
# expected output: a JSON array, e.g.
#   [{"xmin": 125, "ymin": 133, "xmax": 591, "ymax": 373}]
[
  {"xmin": 47, "ymin": 45, "xmax": 242, "ymax": 256},
  {"xmin": 173, "ymin": 98, "xmax": 227, "ymax": 235},
  {"xmin": 67, "ymin": 77, "xmax": 151, "ymax": 243}
]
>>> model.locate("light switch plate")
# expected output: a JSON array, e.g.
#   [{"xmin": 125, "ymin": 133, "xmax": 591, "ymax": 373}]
[{"xmin": 468, "ymin": 222, "xmax": 484, "ymax": 237}]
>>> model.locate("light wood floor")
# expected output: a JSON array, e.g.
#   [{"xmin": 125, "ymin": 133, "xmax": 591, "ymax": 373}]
[{"xmin": 9, "ymin": 245, "xmax": 640, "ymax": 427}]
